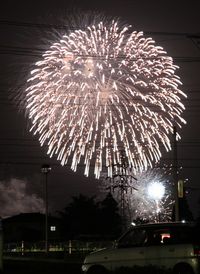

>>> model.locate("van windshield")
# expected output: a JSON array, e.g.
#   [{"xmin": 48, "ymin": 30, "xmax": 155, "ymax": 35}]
[{"xmin": 117, "ymin": 224, "xmax": 200, "ymax": 248}]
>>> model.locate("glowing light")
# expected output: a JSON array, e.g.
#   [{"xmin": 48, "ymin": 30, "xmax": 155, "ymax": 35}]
[
  {"xmin": 147, "ymin": 181, "xmax": 165, "ymax": 201},
  {"xmin": 25, "ymin": 18, "xmax": 186, "ymax": 178}
]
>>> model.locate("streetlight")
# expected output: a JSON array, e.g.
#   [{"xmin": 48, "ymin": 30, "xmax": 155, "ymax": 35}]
[
  {"xmin": 147, "ymin": 181, "xmax": 165, "ymax": 222},
  {"xmin": 41, "ymin": 164, "xmax": 51, "ymax": 254}
]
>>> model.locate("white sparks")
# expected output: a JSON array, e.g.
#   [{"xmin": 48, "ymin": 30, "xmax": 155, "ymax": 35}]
[{"xmin": 25, "ymin": 19, "xmax": 186, "ymax": 178}]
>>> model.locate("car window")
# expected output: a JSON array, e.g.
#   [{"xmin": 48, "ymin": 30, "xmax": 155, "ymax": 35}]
[
  {"xmin": 145, "ymin": 229, "xmax": 168, "ymax": 246},
  {"xmin": 146, "ymin": 226, "xmax": 196, "ymax": 246},
  {"xmin": 117, "ymin": 225, "xmax": 199, "ymax": 249},
  {"xmin": 170, "ymin": 226, "xmax": 196, "ymax": 244},
  {"xmin": 118, "ymin": 229, "xmax": 147, "ymax": 248}
]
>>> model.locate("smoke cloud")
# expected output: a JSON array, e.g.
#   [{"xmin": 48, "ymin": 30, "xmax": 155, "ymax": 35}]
[{"xmin": 0, "ymin": 178, "xmax": 44, "ymax": 217}]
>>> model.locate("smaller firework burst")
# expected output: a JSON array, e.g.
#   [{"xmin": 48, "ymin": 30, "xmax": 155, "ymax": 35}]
[{"xmin": 100, "ymin": 168, "xmax": 173, "ymax": 223}]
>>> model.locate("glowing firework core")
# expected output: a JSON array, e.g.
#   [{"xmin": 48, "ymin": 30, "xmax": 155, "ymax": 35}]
[
  {"xmin": 25, "ymin": 19, "xmax": 186, "ymax": 178},
  {"xmin": 147, "ymin": 181, "xmax": 165, "ymax": 201}
]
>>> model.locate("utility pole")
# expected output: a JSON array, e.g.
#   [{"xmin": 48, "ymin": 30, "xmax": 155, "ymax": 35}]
[
  {"xmin": 173, "ymin": 126, "xmax": 179, "ymax": 221},
  {"xmin": 41, "ymin": 164, "xmax": 51, "ymax": 254}
]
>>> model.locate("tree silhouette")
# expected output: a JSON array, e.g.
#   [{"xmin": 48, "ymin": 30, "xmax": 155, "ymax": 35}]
[
  {"xmin": 60, "ymin": 194, "xmax": 100, "ymax": 239},
  {"xmin": 172, "ymin": 196, "xmax": 193, "ymax": 222},
  {"xmin": 99, "ymin": 193, "xmax": 122, "ymax": 238},
  {"xmin": 60, "ymin": 193, "xmax": 122, "ymax": 240},
  {"xmin": 195, "ymin": 197, "xmax": 200, "ymax": 225}
]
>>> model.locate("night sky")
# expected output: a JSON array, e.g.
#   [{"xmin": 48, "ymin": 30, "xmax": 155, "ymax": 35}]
[{"xmin": 0, "ymin": 0, "xmax": 200, "ymax": 218}]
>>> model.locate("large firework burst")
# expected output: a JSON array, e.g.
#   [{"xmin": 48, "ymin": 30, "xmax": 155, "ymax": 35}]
[{"xmin": 25, "ymin": 18, "xmax": 186, "ymax": 178}]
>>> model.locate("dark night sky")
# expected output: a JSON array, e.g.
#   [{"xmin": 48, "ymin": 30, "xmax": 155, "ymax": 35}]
[{"xmin": 0, "ymin": 0, "xmax": 200, "ymax": 218}]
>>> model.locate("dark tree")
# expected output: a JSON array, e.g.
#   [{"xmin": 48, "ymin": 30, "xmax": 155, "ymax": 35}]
[
  {"xmin": 195, "ymin": 197, "xmax": 200, "ymax": 225},
  {"xmin": 172, "ymin": 197, "xmax": 193, "ymax": 222},
  {"xmin": 60, "ymin": 194, "xmax": 100, "ymax": 239},
  {"xmin": 99, "ymin": 193, "xmax": 122, "ymax": 238},
  {"xmin": 60, "ymin": 193, "xmax": 123, "ymax": 240}
]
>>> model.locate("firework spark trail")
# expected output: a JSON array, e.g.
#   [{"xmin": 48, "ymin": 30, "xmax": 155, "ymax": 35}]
[{"xmin": 25, "ymin": 19, "xmax": 186, "ymax": 178}]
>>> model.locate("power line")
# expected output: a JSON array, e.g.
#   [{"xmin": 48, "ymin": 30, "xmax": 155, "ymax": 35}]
[
  {"xmin": 0, "ymin": 137, "xmax": 197, "ymax": 142},
  {"xmin": 0, "ymin": 20, "xmax": 200, "ymax": 39},
  {"xmin": 0, "ymin": 161, "xmax": 199, "ymax": 170},
  {"xmin": 1, "ymin": 46, "xmax": 200, "ymax": 63}
]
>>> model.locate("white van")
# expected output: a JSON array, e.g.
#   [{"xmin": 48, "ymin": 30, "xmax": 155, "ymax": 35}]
[{"xmin": 82, "ymin": 222, "xmax": 200, "ymax": 274}]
